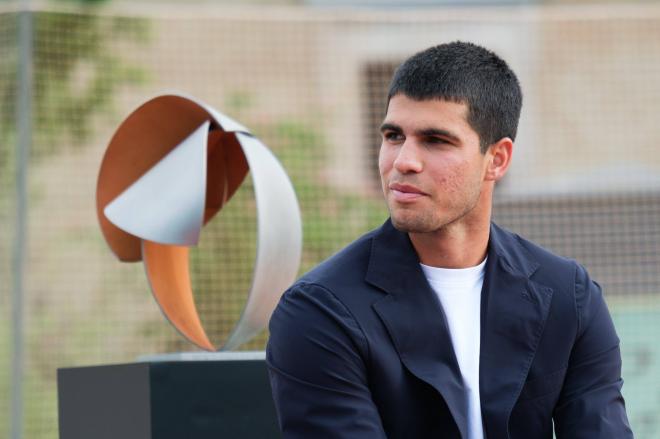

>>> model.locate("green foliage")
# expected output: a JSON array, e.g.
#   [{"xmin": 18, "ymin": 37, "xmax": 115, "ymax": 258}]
[
  {"xmin": 0, "ymin": 9, "xmax": 149, "ymax": 165},
  {"xmin": 0, "ymin": 13, "xmax": 18, "ymax": 191},
  {"xmin": 30, "ymin": 11, "xmax": 149, "ymax": 157}
]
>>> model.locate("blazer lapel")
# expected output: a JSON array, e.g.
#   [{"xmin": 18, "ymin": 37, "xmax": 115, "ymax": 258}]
[
  {"xmin": 367, "ymin": 221, "xmax": 469, "ymax": 438},
  {"xmin": 479, "ymin": 224, "xmax": 554, "ymax": 439}
]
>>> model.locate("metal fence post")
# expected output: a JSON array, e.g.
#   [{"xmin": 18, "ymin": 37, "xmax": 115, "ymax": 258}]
[{"xmin": 11, "ymin": 1, "xmax": 32, "ymax": 438}]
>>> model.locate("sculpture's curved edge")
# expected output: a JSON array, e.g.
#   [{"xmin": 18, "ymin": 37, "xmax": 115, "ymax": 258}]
[
  {"xmin": 171, "ymin": 91, "xmax": 252, "ymax": 135},
  {"xmin": 220, "ymin": 133, "xmax": 303, "ymax": 351}
]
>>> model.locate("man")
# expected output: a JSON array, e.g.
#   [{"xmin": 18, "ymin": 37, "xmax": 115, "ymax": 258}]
[{"xmin": 267, "ymin": 42, "xmax": 633, "ymax": 438}]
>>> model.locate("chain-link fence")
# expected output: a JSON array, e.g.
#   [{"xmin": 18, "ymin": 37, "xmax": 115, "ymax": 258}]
[{"xmin": 1, "ymin": 2, "xmax": 660, "ymax": 438}]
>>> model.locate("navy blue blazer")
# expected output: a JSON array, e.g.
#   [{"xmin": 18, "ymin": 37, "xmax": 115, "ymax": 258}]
[{"xmin": 267, "ymin": 220, "xmax": 633, "ymax": 438}]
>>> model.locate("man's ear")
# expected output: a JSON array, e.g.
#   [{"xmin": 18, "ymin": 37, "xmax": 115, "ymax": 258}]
[{"xmin": 484, "ymin": 137, "xmax": 513, "ymax": 182}]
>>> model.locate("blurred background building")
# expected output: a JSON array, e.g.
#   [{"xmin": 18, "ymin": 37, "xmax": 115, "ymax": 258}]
[{"xmin": 1, "ymin": 0, "xmax": 659, "ymax": 437}]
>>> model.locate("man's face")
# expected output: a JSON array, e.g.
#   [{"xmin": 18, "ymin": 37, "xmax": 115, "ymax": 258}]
[{"xmin": 378, "ymin": 94, "xmax": 490, "ymax": 233}]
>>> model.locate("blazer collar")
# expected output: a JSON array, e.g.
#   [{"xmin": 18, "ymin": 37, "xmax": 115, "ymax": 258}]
[
  {"xmin": 364, "ymin": 219, "xmax": 541, "ymax": 297},
  {"xmin": 366, "ymin": 220, "xmax": 554, "ymax": 439},
  {"xmin": 365, "ymin": 219, "xmax": 421, "ymax": 295}
]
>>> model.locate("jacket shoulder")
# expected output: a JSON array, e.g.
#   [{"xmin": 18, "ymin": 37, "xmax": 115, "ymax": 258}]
[
  {"xmin": 494, "ymin": 224, "xmax": 604, "ymax": 334},
  {"xmin": 493, "ymin": 223, "xmax": 578, "ymax": 276},
  {"xmin": 517, "ymin": 233, "xmax": 577, "ymax": 274}
]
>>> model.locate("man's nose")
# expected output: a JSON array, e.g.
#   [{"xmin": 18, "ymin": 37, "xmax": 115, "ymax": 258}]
[{"xmin": 393, "ymin": 140, "xmax": 423, "ymax": 174}]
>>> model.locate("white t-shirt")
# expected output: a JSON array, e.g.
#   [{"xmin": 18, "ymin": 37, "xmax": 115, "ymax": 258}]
[{"xmin": 420, "ymin": 257, "xmax": 487, "ymax": 439}]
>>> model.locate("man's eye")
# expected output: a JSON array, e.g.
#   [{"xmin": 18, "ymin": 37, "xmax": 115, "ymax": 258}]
[
  {"xmin": 426, "ymin": 137, "xmax": 448, "ymax": 145},
  {"xmin": 384, "ymin": 132, "xmax": 403, "ymax": 142}
]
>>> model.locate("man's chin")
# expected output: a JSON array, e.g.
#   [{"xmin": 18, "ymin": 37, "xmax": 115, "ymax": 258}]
[{"xmin": 390, "ymin": 214, "xmax": 435, "ymax": 234}]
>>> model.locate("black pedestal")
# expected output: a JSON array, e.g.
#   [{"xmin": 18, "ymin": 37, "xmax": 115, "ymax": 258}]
[{"xmin": 57, "ymin": 352, "xmax": 280, "ymax": 439}]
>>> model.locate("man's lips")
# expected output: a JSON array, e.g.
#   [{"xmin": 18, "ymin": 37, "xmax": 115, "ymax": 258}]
[{"xmin": 389, "ymin": 183, "xmax": 427, "ymax": 202}]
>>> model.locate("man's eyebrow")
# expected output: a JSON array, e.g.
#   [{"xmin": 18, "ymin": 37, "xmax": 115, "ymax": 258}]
[
  {"xmin": 379, "ymin": 123, "xmax": 461, "ymax": 142},
  {"xmin": 379, "ymin": 123, "xmax": 402, "ymax": 133}
]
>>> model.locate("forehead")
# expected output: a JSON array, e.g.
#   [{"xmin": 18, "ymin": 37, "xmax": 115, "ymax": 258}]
[{"xmin": 383, "ymin": 94, "xmax": 472, "ymax": 134}]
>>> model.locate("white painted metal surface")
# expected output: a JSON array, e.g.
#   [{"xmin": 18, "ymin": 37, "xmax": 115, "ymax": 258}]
[{"xmin": 104, "ymin": 120, "xmax": 210, "ymax": 246}]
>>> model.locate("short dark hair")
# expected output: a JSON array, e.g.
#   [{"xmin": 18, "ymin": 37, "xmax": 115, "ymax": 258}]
[{"xmin": 388, "ymin": 41, "xmax": 522, "ymax": 153}]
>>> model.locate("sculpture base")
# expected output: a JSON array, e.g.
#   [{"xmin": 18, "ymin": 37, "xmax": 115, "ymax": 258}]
[{"xmin": 57, "ymin": 352, "xmax": 279, "ymax": 439}]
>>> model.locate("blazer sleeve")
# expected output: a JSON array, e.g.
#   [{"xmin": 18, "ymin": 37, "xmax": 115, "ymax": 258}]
[
  {"xmin": 266, "ymin": 282, "xmax": 387, "ymax": 439},
  {"xmin": 553, "ymin": 264, "xmax": 634, "ymax": 438}
]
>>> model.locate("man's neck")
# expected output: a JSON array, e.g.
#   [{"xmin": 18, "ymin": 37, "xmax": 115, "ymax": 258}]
[{"xmin": 408, "ymin": 217, "xmax": 490, "ymax": 269}]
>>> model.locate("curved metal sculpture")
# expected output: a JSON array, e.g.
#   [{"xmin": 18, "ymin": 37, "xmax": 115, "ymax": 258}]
[{"xmin": 96, "ymin": 94, "xmax": 302, "ymax": 351}]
